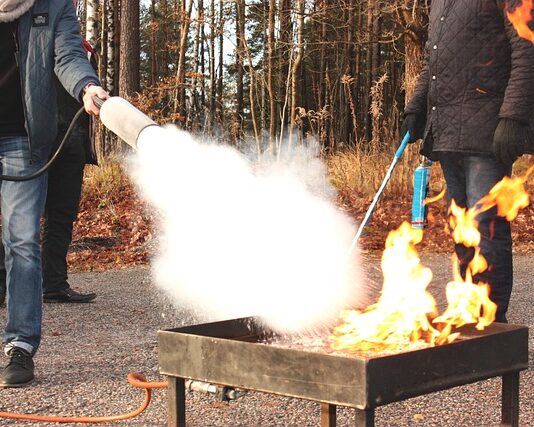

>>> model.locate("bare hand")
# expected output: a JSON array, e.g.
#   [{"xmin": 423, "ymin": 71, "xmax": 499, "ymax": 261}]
[{"xmin": 82, "ymin": 85, "xmax": 109, "ymax": 116}]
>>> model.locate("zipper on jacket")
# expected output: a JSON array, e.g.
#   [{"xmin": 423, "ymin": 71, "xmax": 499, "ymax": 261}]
[{"xmin": 12, "ymin": 21, "xmax": 33, "ymax": 162}]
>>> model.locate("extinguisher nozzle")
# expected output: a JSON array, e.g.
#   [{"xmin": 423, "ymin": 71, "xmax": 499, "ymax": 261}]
[{"xmin": 99, "ymin": 96, "xmax": 157, "ymax": 150}]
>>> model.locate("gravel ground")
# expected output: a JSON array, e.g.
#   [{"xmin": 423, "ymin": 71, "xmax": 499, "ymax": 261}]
[{"xmin": 0, "ymin": 253, "xmax": 531, "ymax": 427}]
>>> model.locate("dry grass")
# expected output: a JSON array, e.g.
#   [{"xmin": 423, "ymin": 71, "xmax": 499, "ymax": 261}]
[
  {"xmin": 327, "ymin": 148, "xmax": 534, "ymax": 199},
  {"xmin": 81, "ymin": 158, "xmax": 133, "ymax": 226},
  {"xmin": 81, "ymin": 152, "xmax": 534, "ymax": 208},
  {"xmin": 327, "ymin": 142, "xmax": 445, "ymax": 199},
  {"xmin": 83, "ymin": 159, "xmax": 130, "ymax": 202}
]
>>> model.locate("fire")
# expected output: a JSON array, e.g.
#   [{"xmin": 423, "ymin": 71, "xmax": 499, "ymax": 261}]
[
  {"xmin": 433, "ymin": 256, "xmax": 496, "ymax": 332},
  {"xmin": 330, "ymin": 168, "xmax": 532, "ymax": 352},
  {"xmin": 507, "ymin": 0, "xmax": 534, "ymax": 43},
  {"xmin": 330, "ymin": 222, "xmax": 441, "ymax": 352},
  {"xmin": 477, "ymin": 173, "xmax": 532, "ymax": 221},
  {"xmin": 424, "ymin": 188, "xmax": 446, "ymax": 206},
  {"xmin": 448, "ymin": 200, "xmax": 481, "ymax": 248}
]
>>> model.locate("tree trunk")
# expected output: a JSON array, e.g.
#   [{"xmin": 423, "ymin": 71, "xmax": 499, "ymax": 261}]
[
  {"xmin": 99, "ymin": 3, "xmax": 106, "ymax": 83},
  {"xmin": 113, "ymin": 0, "xmax": 120, "ymax": 92},
  {"xmin": 199, "ymin": 0, "xmax": 206, "ymax": 109},
  {"xmin": 318, "ymin": 0, "xmax": 327, "ymax": 107},
  {"xmin": 289, "ymin": 0, "xmax": 304, "ymax": 145},
  {"xmin": 364, "ymin": 0, "xmax": 381, "ymax": 142},
  {"xmin": 235, "ymin": 0, "xmax": 246, "ymax": 142},
  {"xmin": 149, "ymin": 0, "xmax": 157, "ymax": 86},
  {"xmin": 85, "ymin": 0, "xmax": 98, "ymax": 48},
  {"xmin": 341, "ymin": 0, "xmax": 356, "ymax": 145},
  {"xmin": 172, "ymin": 0, "xmax": 193, "ymax": 121},
  {"xmin": 161, "ymin": 0, "xmax": 170, "ymax": 78},
  {"xmin": 217, "ymin": 0, "xmax": 224, "ymax": 128},
  {"xmin": 208, "ymin": 0, "xmax": 216, "ymax": 134},
  {"xmin": 261, "ymin": 0, "xmax": 268, "ymax": 134},
  {"xmin": 188, "ymin": 0, "xmax": 203, "ymax": 131},
  {"xmin": 105, "ymin": 0, "xmax": 116, "ymax": 94},
  {"xmin": 119, "ymin": 1, "xmax": 140, "ymax": 97},
  {"xmin": 267, "ymin": 0, "xmax": 276, "ymax": 150},
  {"xmin": 277, "ymin": 0, "xmax": 291, "ymax": 144},
  {"xmin": 317, "ymin": 0, "xmax": 328, "ymax": 147}
]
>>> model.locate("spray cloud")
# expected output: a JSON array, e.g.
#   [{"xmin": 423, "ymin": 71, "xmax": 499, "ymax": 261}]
[{"xmin": 128, "ymin": 125, "xmax": 365, "ymax": 333}]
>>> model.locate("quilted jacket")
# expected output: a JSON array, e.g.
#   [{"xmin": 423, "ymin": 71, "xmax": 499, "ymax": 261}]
[
  {"xmin": 405, "ymin": 0, "xmax": 534, "ymax": 159},
  {"xmin": 16, "ymin": 0, "xmax": 99, "ymax": 161},
  {"xmin": 54, "ymin": 40, "xmax": 98, "ymax": 165}
]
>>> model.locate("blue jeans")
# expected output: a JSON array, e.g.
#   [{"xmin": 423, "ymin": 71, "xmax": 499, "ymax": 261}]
[
  {"xmin": 0, "ymin": 136, "xmax": 48, "ymax": 354},
  {"xmin": 438, "ymin": 153, "xmax": 512, "ymax": 323}
]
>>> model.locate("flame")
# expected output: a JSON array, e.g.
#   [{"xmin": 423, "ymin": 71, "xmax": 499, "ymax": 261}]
[
  {"xmin": 433, "ymin": 256, "xmax": 496, "ymax": 332},
  {"xmin": 330, "ymin": 168, "xmax": 532, "ymax": 352},
  {"xmin": 507, "ymin": 0, "xmax": 534, "ymax": 43},
  {"xmin": 330, "ymin": 222, "xmax": 441, "ymax": 351},
  {"xmin": 424, "ymin": 188, "xmax": 446, "ymax": 206},
  {"xmin": 448, "ymin": 200, "xmax": 481, "ymax": 248},
  {"xmin": 476, "ymin": 170, "xmax": 532, "ymax": 221}
]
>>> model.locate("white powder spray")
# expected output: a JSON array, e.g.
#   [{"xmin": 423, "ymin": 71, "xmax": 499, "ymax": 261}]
[{"xmin": 127, "ymin": 125, "xmax": 365, "ymax": 333}]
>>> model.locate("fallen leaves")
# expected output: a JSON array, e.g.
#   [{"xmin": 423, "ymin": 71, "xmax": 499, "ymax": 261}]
[{"xmin": 69, "ymin": 181, "xmax": 533, "ymax": 272}]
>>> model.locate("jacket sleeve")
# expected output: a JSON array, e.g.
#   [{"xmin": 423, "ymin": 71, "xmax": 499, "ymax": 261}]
[
  {"xmin": 499, "ymin": 1, "xmax": 534, "ymax": 123},
  {"xmin": 53, "ymin": 0, "xmax": 100, "ymax": 102},
  {"xmin": 404, "ymin": 42, "xmax": 430, "ymax": 118}
]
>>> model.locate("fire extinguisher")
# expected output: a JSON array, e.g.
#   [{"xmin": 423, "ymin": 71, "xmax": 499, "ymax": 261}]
[{"xmin": 411, "ymin": 157, "xmax": 432, "ymax": 229}]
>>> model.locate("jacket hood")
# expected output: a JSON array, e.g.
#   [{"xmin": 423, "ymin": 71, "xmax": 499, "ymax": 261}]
[{"xmin": 0, "ymin": 0, "xmax": 35, "ymax": 22}]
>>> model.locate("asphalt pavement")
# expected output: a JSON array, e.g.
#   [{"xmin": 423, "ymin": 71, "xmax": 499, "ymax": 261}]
[{"xmin": 0, "ymin": 253, "xmax": 531, "ymax": 426}]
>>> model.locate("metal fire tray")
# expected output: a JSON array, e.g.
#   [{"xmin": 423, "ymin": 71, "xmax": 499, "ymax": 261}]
[{"xmin": 158, "ymin": 317, "xmax": 528, "ymax": 427}]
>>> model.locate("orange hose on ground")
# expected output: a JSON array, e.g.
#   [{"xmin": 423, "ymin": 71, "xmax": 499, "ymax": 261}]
[{"xmin": 0, "ymin": 372, "xmax": 168, "ymax": 423}]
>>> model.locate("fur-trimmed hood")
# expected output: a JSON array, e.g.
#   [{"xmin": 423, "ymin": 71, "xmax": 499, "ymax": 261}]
[{"xmin": 0, "ymin": 0, "xmax": 35, "ymax": 22}]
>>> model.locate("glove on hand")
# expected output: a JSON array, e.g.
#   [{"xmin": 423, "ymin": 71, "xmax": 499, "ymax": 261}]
[
  {"xmin": 493, "ymin": 118, "xmax": 529, "ymax": 166},
  {"xmin": 401, "ymin": 113, "xmax": 425, "ymax": 143}
]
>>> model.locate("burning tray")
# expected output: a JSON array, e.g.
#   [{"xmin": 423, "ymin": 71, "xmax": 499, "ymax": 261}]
[{"xmin": 158, "ymin": 317, "xmax": 528, "ymax": 426}]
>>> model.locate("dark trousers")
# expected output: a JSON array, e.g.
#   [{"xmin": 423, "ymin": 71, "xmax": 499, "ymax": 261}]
[
  {"xmin": 438, "ymin": 153, "xmax": 513, "ymax": 323},
  {"xmin": 41, "ymin": 138, "xmax": 86, "ymax": 293}
]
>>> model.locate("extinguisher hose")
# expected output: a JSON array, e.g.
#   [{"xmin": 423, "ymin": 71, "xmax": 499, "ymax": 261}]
[{"xmin": 0, "ymin": 106, "xmax": 87, "ymax": 182}]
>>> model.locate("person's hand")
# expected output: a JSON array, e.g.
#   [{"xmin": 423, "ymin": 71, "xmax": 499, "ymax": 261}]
[
  {"xmin": 493, "ymin": 118, "xmax": 530, "ymax": 166},
  {"xmin": 82, "ymin": 85, "xmax": 109, "ymax": 116},
  {"xmin": 401, "ymin": 113, "xmax": 425, "ymax": 143}
]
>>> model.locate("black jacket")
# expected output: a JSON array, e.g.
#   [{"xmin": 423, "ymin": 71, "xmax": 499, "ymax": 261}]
[{"xmin": 405, "ymin": 0, "xmax": 534, "ymax": 159}]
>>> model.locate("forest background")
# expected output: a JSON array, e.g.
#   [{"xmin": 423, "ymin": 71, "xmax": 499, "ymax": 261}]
[{"xmin": 70, "ymin": 0, "xmax": 534, "ymax": 271}]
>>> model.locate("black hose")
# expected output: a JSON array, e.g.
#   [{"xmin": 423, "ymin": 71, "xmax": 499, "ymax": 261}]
[{"xmin": 0, "ymin": 106, "xmax": 88, "ymax": 182}]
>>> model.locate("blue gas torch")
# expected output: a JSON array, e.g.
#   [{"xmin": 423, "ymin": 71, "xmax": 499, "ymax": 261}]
[{"xmin": 411, "ymin": 157, "xmax": 432, "ymax": 229}]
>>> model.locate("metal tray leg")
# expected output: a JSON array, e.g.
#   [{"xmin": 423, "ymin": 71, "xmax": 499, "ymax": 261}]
[
  {"xmin": 167, "ymin": 377, "xmax": 186, "ymax": 427},
  {"xmin": 355, "ymin": 408, "xmax": 375, "ymax": 427},
  {"xmin": 501, "ymin": 372, "xmax": 520, "ymax": 427},
  {"xmin": 321, "ymin": 403, "xmax": 336, "ymax": 427}
]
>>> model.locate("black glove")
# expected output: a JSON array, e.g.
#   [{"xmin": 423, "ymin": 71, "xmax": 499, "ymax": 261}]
[
  {"xmin": 493, "ymin": 118, "xmax": 530, "ymax": 166},
  {"xmin": 401, "ymin": 113, "xmax": 425, "ymax": 143}
]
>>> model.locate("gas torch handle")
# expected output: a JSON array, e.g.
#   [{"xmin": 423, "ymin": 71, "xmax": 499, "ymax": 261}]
[{"xmin": 395, "ymin": 131, "xmax": 411, "ymax": 159}]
